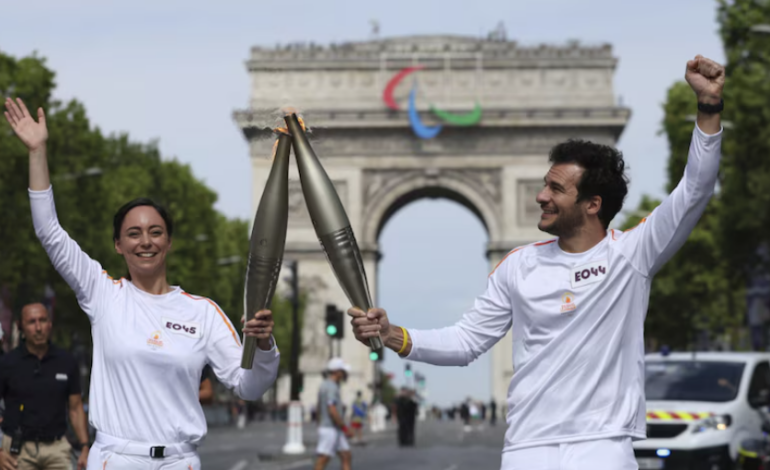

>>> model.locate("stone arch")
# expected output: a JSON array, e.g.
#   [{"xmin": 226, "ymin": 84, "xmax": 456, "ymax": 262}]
[
  {"xmin": 237, "ymin": 34, "xmax": 630, "ymax": 416},
  {"xmin": 361, "ymin": 170, "xmax": 503, "ymax": 249}
]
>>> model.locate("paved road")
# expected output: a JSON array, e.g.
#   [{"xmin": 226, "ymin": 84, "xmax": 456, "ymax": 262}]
[{"xmin": 199, "ymin": 419, "xmax": 505, "ymax": 470}]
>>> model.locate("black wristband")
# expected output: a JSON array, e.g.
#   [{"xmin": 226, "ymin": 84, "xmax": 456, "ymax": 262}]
[{"xmin": 697, "ymin": 99, "xmax": 724, "ymax": 114}]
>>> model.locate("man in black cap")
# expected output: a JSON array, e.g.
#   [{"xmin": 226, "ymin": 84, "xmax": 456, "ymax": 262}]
[{"xmin": 0, "ymin": 302, "xmax": 89, "ymax": 470}]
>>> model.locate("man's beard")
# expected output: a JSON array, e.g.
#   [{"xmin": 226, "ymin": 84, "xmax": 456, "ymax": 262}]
[{"xmin": 540, "ymin": 205, "xmax": 584, "ymax": 238}]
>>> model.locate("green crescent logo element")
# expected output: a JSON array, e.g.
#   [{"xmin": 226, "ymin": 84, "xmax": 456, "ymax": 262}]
[
  {"xmin": 429, "ymin": 103, "xmax": 483, "ymax": 126},
  {"xmin": 383, "ymin": 66, "xmax": 483, "ymax": 139}
]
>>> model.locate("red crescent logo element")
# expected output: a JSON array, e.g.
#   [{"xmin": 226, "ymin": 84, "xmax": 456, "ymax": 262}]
[{"xmin": 382, "ymin": 65, "xmax": 425, "ymax": 111}]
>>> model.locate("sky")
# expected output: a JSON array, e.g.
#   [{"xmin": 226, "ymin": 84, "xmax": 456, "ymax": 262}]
[{"xmin": 2, "ymin": 0, "xmax": 726, "ymax": 407}]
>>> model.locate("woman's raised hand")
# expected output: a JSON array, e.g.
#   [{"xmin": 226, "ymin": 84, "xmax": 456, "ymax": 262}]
[{"xmin": 4, "ymin": 97, "xmax": 48, "ymax": 151}]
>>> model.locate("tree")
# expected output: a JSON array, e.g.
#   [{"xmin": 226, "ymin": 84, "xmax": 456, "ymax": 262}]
[
  {"xmin": 620, "ymin": 78, "xmax": 744, "ymax": 350},
  {"xmin": 0, "ymin": 51, "xmax": 302, "ymax": 364},
  {"xmin": 717, "ymin": 0, "xmax": 770, "ymax": 280},
  {"xmin": 379, "ymin": 372, "xmax": 398, "ymax": 407},
  {"xmin": 661, "ymin": 82, "xmax": 703, "ymax": 193},
  {"xmin": 0, "ymin": 53, "xmax": 58, "ymax": 308},
  {"xmin": 269, "ymin": 290, "xmax": 306, "ymax": 377}
]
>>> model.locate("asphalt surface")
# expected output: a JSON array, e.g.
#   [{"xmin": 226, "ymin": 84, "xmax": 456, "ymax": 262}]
[{"xmin": 199, "ymin": 419, "xmax": 506, "ymax": 470}]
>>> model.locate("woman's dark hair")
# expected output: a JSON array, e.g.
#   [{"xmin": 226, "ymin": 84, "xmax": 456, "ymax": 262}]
[
  {"xmin": 113, "ymin": 198, "xmax": 174, "ymax": 280},
  {"xmin": 112, "ymin": 198, "xmax": 174, "ymax": 241},
  {"xmin": 548, "ymin": 139, "xmax": 630, "ymax": 229}
]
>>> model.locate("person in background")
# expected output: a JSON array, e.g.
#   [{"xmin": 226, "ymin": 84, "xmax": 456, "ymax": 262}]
[
  {"xmin": 199, "ymin": 365, "xmax": 214, "ymax": 405},
  {"xmin": 349, "ymin": 391, "xmax": 368, "ymax": 445},
  {"xmin": 393, "ymin": 388, "xmax": 417, "ymax": 447},
  {"xmin": 314, "ymin": 358, "xmax": 353, "ymax": 470},
  {"xmin": 0, "ymin": 301, "xmax": 90, "ymax": 470},
  {"xmin": 489, "ymin": 398, "xmax": 497, "ymax": 427}
]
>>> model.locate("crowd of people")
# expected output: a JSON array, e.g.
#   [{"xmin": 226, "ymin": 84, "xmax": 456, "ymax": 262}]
[{"xmin": 440, "ymin": 398, "xmax": 499, "ymax": 430}]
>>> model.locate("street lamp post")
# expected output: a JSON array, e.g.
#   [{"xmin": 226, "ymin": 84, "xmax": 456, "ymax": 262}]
[
  {"xmin": 54, "ymin": 167, "xmax": 104, "ymax": 181},
  {"xmin": 685, "ymin": 114, "xmax": 734, "ymax": 129},
  {"xmin": 735, "ymin": 24, "xmax": 770, "ymax": 71},
  {"xmin": 216, "ymin": 255, "xmax": 242, "ymax": 266},
  {"xmin": 288, "ymin": 260, "xmax": 301, "ymax": 401},
  {"xmin": 750, "ymin": 24, "xmax": 770, "ymax": 36}
]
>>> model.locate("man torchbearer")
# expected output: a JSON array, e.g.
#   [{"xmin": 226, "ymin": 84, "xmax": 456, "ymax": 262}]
[{"xmin": 349, "ymin": 55, "xmax": 725, "ymax": 469}]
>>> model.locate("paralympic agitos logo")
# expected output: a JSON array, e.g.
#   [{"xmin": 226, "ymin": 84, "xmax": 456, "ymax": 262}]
[{"xmin": 382, "ymin": 65, "xmax": 483, "ymax": 140}]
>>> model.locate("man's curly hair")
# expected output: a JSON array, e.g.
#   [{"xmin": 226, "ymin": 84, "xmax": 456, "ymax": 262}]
[{"xmin": 548, "ymin": 140, "xmax": 630, "ymax": 229}]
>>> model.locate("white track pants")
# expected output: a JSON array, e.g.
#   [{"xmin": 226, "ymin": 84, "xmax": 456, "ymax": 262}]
[{"xmin": 501, "ymin": 437, "xmax": 638, "ymax": 470}]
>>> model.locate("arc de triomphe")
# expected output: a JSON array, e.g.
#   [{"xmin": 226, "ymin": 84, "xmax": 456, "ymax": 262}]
[{"xmin": 234, "ymin": 35, "xmax": 630, "ymax": 410}]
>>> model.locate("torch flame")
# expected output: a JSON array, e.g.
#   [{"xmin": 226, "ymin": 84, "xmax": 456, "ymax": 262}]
[
  {"xmin": 270, "ymin": 114, "xmax": 306, "ymax": 160},
  {"xmin": 268, "ymin": 108, "xmax": 306, "ymax": 160},
  {"xmin": 273, "ymin": 115, "xmax": 306, "ymax": 135}
]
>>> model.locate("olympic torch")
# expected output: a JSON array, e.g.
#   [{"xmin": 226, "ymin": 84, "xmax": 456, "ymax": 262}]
[
  {"xmin": 284, "ymin": 113, "xmax": 383, "ymax": 351},
  {"xmin": 241, "ymin": 132, "xmax": 292, "ymax": 369}
]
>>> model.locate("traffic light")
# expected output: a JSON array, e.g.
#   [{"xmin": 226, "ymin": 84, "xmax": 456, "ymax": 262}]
[
  {"xmin": 325, "ymin": 304, "xmax": 344, "ymax": 339},
  {"xmin": 405, "ymin": 363, "xmax": 412, "ymax": 377},
  {"xmin": 415, "ymin": 372, "xmax": 426, "ymax": 387},
  {"xmin": 369, "ymin": 348, "xmax": 384, "ymax": 362}
]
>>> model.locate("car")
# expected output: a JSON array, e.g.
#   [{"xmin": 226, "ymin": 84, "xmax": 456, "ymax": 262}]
[{"xmin": 633, "ymin": 351, "xmax": 770, "ymax": 470}]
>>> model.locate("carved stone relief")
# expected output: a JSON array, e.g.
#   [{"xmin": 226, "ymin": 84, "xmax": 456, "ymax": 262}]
[
  {"xmin": 288, "ymin": 179, "xmax": 349, "ymax": 227},
  {"xmin": 517, "ymin": 179, "xmax": 543, "ymax": 227},
  {"xmin": 362, "ymin": 168, "xmax": 502, "ymax": 219},
  {"xmin": 296, "ymin": 275, "xmax": 330, "ymax": 372},
  {"xmin": 299, "ymin": 301, "xmax": 328, "ymax": 371},
  {"xmin": 305, "ymin": 127, "xmax": 620, "ymax": 157}
]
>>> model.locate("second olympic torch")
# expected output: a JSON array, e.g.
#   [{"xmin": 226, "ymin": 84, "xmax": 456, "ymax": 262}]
[
  {"xmin": 241, "ymin": 133, "xmax": 292, "ymax": 369},
  {"xmin": 285, "ymin": 113, "xmax": 383, "ymax": 351}
]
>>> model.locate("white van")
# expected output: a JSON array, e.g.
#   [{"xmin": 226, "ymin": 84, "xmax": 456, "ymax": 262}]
[{"xmin": 633, "ymin": 352, "xmax": 770, "ymax": 470}]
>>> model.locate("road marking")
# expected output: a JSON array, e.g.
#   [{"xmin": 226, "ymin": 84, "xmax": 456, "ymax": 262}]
[
  {"xmin": 228, "ymin": 460, "xmax": 248, "ymax": 470},
  {"xmin": 279, "ymin": 458, "xmax": 313, "ymax": 469}
]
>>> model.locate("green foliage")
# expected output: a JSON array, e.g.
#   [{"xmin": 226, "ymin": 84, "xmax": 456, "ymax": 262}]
[
  {"xmin": 661, "ymin": 82, "xmax": 700, "ymax": 193},
  {"xmin": 379, "ymin": 372, "xmax": 398, "ymax": 406},
  {"xmin": 717, "ymin": 0, "xmax": 770, "ymax": 276},
  {"xmin": 622, "ymin": 72, "xmax": 751, "ymax": 349},
  {"xmin": 622, "ymin": 196, "xmax": 744, "ymax": 349},
  {"xmin": 0, "ymin": 51, "xmax": 302, "ymax": 365},
  {"xmin": 269, "ymin": 291, "xmax": 306, "ymax": 376}
]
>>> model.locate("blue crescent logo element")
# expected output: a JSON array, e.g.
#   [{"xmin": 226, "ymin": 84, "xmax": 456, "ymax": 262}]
[
  {"xmin": 384, "ymin": 66, "xmax": 482, "ymax": 139},
  {"xmin": 408, "ymin": 85, "xmax": 442, "ymax": 140}
]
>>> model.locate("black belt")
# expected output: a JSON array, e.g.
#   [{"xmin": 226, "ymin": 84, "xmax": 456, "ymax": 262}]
[{"xmin": 21, "ymin": 434, "xmax": 63, "ymax": 443}]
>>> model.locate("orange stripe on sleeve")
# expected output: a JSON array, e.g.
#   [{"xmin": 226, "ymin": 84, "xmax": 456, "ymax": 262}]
[
  {"xmin": 489, "ymin": 239, "xmax": 556, "ymax": 276},
  {"xmin": 101, "ymin": 270, "xmax": 123, "ymax": 286},
  {"xmin": 624, "ymin": 217, "xmax": 647, "ymax": 233},
  {"xmin": 182, "ymin": 292, "xmax": 241, "ymax": 346},
  {"xmin": 489, "ymin": 247, "xmax": 522, "ymax": 277}
]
